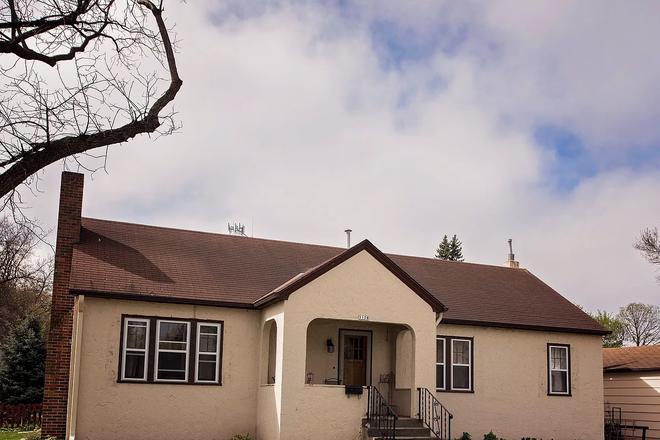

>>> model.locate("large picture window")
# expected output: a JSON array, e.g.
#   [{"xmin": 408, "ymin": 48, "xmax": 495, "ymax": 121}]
[
  {"xmin": 548, "ymin": 344, "xmax": 571, "ymax": 396},
  {"xmin": 436, "ymin": 336, "xmax": 473, "ymax": 392},
  {"xmin": 119, "ymin": 315, "xmax": 223, "ymax": 385}
]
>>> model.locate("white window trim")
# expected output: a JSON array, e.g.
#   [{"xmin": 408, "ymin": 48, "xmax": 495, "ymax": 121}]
[
  {"xmin": 155, "ymin": 320, "xmax": 191, "ymax": 383},
  {"xmin": 121, "ymin": 318, "xmax": 150, "ymax": 381},
  {"xmin": 451, "ymin": 338, "xmax": 472, "ymax": 391},
  {"xmin": 195, "ymin": 322, "xmax": 222, "ymax": 384},
  {"xmin": 436, "ymin": 337, "xmax": 446, "ymax": 391},
  {"xmin": 548, "ymin": 345, "xmax": 570, "ymax": 395}
]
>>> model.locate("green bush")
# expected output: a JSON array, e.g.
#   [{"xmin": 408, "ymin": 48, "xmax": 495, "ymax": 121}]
[
  {"xmin": 230, "ymin": 435, "xmax": 250, "ymax": 440},
  {"xmin": 484, "ymin": 432, "xmax": 498, "ymax": 440},
  {"xmin": 461, "ymin": 433, "xmax": 471, "ymax": 440}
]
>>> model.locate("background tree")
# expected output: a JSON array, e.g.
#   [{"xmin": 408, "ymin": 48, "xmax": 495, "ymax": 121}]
[
  {"xmin": 436, "ymin": 234, "xmax": 464, "ymax": 261},
  {"xmin": 617, "ymin": 302, "xmax": 660, "ymax": 346},
  {"xmin": 590, "ymin": 310, "xmax": 625, "ymax": 348},
  {"xmin": 435, "ymin": 235, "xmax": 451, "ymax": 260},
  {"xmin": 634, "ymin": 228, "xmax": 660, "ymax": 283},
  {"xmin": 0, "ymin": 217, "xmax": 52, "ymax": 345},
  {"xmin": 0, "ymin": 0, "xmax": 182, "ymax": 218},
  {"xmin": 0, "ymin": 314, "xmax": 47, "ymax": 404},
  {"xmin": 448, "ymin": 235, "xmax": 464, "ymax": 262}
]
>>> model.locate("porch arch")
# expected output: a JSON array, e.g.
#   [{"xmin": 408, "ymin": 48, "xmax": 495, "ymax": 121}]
[{"xmin": 261, "ymin": 319, "xmax": 278, "ymax": 385}]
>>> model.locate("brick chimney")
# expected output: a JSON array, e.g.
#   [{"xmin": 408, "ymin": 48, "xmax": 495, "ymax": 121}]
[
  {"xmin": 42, "ymin": 172, "xmax": 84, "ymax": 440},
  {"xmin": 503, "ymin": 238, "xmax": 520, "ymax": 268}
]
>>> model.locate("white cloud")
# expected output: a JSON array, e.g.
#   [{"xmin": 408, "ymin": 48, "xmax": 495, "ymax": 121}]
[{"xmin": 24, "ymin": 0, "xmax": 660, "ymax": 313}]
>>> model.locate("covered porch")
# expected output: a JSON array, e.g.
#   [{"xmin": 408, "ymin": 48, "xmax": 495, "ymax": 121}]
[{"xmin": 304, "ymin": 318, "xmax": 415, "ymax": 417}]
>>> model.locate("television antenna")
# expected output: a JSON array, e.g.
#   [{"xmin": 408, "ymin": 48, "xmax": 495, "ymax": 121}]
[{"xmin": 228, "ymin": 222, "xmax": 248, "ymax": 237}]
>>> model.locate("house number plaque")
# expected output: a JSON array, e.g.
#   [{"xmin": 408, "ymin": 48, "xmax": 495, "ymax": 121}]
[{"xmin": 358, "ymin": 315, "xmax": 369, "ymax": 320}]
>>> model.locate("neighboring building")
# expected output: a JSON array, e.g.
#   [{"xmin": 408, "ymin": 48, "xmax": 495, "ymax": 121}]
[
  {"xmin": 604, "ymin": 345, "xmax": 660, "ymax": 440},
  {"xmin": 42, "ymin": 172, "xmax": 608, "ymax": 440}
]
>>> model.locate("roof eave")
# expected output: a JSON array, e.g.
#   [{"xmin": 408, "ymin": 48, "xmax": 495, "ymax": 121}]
[
  {"xmin": 440, "ymin": 317, "xmax": 611, "ymax": 336},
  {"xmin": 70, "ymin": 288, "xmax": 256, "ymax": 310}
]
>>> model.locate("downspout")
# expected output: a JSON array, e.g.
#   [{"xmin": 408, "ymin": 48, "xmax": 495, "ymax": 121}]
[
  {"xmin": 435, "ymin": 312, "xmax": 444, "ymax": 327},
  {"xmin": 66, "ymin": 295, "xmax": 85, "ymax": 440}
]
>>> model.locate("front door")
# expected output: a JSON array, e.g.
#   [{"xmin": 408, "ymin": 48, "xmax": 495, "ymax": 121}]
[
  {"xmin": 339, "ymin": 329, "xmax": 372, "ymax": 386},
  {"xmin": 343, "ymin": 335, "xmax": 367, "ymax": 386}
]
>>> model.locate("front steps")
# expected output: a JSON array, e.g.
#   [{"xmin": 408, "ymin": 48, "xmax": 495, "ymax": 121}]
[{"xmin": 362, "ymin": 417, "xmax": 439, "ymax": 440}]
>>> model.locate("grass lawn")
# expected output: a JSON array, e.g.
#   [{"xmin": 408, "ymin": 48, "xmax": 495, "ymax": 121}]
[{"xmin": 0, "ymin": 429, "xmax": 36, "ymax": 440}]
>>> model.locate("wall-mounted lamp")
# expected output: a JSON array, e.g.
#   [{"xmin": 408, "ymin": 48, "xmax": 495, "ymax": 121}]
[{"xmin": 327, "ymin": 338, "xmax": 335, "ymax": 353}]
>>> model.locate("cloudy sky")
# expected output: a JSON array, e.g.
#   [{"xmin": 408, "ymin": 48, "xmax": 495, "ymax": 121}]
[{"xmin": 25, "ymin": 0, "xmax": 660, "ymax": 313}]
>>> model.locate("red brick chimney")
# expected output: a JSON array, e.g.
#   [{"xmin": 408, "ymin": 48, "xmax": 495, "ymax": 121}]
[{"xmin": 42, "ymin": 172, "xmax": 84, "ymax": 440}]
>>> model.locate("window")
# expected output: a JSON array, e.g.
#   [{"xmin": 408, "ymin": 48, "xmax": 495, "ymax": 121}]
[
  {"xmin": 119, "ymin": 315, "xmax": 223, "ymax": 385},
  {"xmin": 436, "ymin": 336, "xmax": 473, "ymax": 392},
  {"xmin": 156, "ymin": 320, "xmax": 190, "ymax": 382},
  {"xmin": 196, "ymin": 323, "xmax": 221, "ymax": 383},
  {"xmin": 548, "ymin": 344, "xmax": 570, "ymax": 395},
  {"xmin": 122, "ymin": 318, "xmax": 149, "ymax": 380}
]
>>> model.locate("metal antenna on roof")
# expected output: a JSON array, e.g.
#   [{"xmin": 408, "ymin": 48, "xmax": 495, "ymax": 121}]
[
  {"xmin": 228, "ymin": 223, "xmax": 248, "ymax": 237},
  {"xmin": 345, "ymin": 229, "xmax": 352, "ymax": 248},
  {"xmin": 508, "ymin": 239, "xmax": 514, "ymax": 260}
]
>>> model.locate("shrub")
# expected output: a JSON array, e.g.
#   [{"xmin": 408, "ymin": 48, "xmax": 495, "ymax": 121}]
[
  {"xmin": 231, "ymin": 435, "xmax": 251, "ymax": 440},
  {"xmin": 484, "ymin": 432, "xmax": 498, "ymax": 440},
  {"xmin": 461, "ymin": 433, "xmax": 471, "ymax": 440}
]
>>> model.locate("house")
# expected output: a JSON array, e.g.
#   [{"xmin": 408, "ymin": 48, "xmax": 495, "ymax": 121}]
[
  {"xmin": 41, "ymin": 172, "xmax": 608, "ymax": 440},
  {"xmin": 604, "ymin": 345, "xmax": 660, "ymax": 439}
]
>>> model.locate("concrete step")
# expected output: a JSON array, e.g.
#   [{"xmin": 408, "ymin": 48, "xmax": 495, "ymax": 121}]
[
  {"xmin": 362, "ymin": 417, "xmax": 424, "ymax": 428},
  {"xmin": 363, "ymin": 417, "xmax": 436, "ymax": 439}
]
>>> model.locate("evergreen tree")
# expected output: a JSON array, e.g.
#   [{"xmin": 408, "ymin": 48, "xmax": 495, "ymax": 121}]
[
  {"xmin": 0, "ymin": 314, "xmax": 46, "ymax": 403},
  {"xmin": 435, "ymin": 234, "xmax": 464, "ymax": 261},
  {"xmin": 449, "ymin": 235, "xmax": 464, "ymax": 262},
  {"xmin": 435, "ymin": 235, "xmax": 451, "ymax": 260}
]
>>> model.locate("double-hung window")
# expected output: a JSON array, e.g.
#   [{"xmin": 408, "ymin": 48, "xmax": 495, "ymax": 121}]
[
  {"xmin": 548, "ymin": 344, "xmax": 570, "ymax": 395},
  {"xmin": 119, "ymin": 315, "xmax": 223, "ymax": 385},
  {"xmin": 122, "ymin": 318, "xmax": 149, "ymax": 380},
  {"xmin": 156, "ymin": 320, "xmax": 190, "ymax": 381},
  {"xmin": 196, "ymin": 323, "xmax": 221, "ymax": 383},
  {"xmin": 436, "ymin": 336, "xmax": 473, "ymax": 392}
]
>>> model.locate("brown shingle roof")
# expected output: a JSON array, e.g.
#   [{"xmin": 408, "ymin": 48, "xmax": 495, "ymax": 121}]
[
  {"xmin": 603, "ymin": 346, "xmax": 660, "ymax": 372},
  {"xmin": 71, "ymin": 217, "xmax": 608, "ymax": 335}
]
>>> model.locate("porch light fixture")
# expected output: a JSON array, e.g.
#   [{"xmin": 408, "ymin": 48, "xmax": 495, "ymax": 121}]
[{"xmin": 327, "ymin": 338, "xmax": 335, "ymax": 353}]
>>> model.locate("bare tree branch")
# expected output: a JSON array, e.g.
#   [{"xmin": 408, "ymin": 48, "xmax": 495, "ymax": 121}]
[
  {"xmin": 633, "ymin": 227, "xmax": 660, "ymax": 283},
  {"xmin": 0, "ymin": 0, "xmax": 183, "ymax": 218}
]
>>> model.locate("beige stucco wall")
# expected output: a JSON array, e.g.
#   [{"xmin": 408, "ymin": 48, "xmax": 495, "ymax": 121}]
[
  {"xmin": 604, "ymin": 371, "xmax": 660, "ymax": 440},
  {"xmin": 74, "ymin": 297, "xmax": 261, "ymax": 440},
  {"xmin": 436, "ymin": 323, "xmax": 604, "ymax": 440},
  {"xmin": 277, "ymin": 250, "xmax": 438, "ymax": 440},
  {"xmin": 257, "ymin": 303, "xmax": 284, "ymax": 440}
]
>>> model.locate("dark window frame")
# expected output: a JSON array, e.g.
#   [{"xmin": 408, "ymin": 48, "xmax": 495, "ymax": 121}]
[
  {"xmin": 547, "ymin": 343, "xmax": 571, "ymax": 396},
  {"xmin": 436, "ymin": 335, "xmax": 474, "ymax": 393},
  {"xmin": 118, "ymin": 314, "xmax": 224, "ymax": 386}
]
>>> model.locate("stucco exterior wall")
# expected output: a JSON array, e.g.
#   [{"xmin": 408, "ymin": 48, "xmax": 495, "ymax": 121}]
[
  {"xmin": 74, "ymin": 297, "xmax": 261, "ymax": 440},
  {"xmin": 436, "ymin": 323, "xmax": 604, "ymax": 440},
  {"xmin": 278, "ymin": 250, "xmax": 438, "ymax": 440},
  {"xmin": 257, "ymin": 303, "xmax": 284, "ymax": 440},
  {"xmin": 604, "ymin": 371, "xmax": 660, "ymax": 440}
]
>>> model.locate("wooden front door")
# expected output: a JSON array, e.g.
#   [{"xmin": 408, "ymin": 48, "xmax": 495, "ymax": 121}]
[{"xmin": 343, "ymin": 335, "xmax": 367, "ymax": 386}]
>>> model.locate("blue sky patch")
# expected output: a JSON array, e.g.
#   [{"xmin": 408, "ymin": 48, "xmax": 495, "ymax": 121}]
[{"xmin": 534, "ymin": 125, "xmax": 597, "ymax": 193}]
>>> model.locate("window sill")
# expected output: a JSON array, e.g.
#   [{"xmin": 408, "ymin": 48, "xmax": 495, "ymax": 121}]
[
  {"xmin": 117, "ymin": 379, "xmax": 222, "ymax": 386},
  {"xmin": 436, "ymin": 388, "xmax": 474, "ymax": 394},
  {"xmin": 547, "ymin": 392, "xmax": 571, "ymax": 397}
]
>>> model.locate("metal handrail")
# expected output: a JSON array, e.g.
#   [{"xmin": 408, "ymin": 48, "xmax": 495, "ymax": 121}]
[
  {"xmin": 417, "ymin": 387, "xmax": 452, "ymax": 439},
  {"xmin": 367, "ymin": 386, "xmax": 398, "ymax": 439}
]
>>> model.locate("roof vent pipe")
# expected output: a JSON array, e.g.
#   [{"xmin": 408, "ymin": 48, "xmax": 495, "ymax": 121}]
[
  {"xmin": 345, "ymin": 229, "xmax": 352, "ymax": 248},
  {"xmin": 504, "ymin": 239, "xmax": 520, "ymax": 268}
]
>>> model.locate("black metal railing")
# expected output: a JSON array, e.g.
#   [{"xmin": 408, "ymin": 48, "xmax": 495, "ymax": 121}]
[
  {"xmin": 367, "ymin": 386, "xmax": 398, "ymax": 439},
  {"xmin": 418, "ymin": 387, "xmax": 452, "ymax": 440}
]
